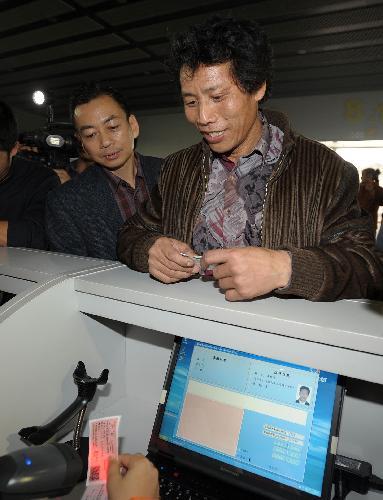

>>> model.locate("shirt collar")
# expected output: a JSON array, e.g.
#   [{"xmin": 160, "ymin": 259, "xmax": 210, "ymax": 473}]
[
  {"xmin": 102, "ymin": 153, "xmax": 140, "ymax": 191},
  {"xmin": 214, "ymin": 111, "xmax": 270, "ymax": 170}
]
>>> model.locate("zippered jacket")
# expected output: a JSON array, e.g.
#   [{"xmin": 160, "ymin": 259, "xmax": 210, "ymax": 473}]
[
  {"xmin": 117, "ymin": 110, "xmax": 383, "ymax": 301},
  {"xmin": 46, "ymin": 153, "xmax": 161, "ymax": 260}
]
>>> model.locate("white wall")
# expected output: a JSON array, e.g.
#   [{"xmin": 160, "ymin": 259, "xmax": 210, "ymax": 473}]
[
  {"xmin": 136, "ymin": 108, "xmax": 200, "ymax": 158},
  {"xmin": 268, "ymin": 90, "xmax": 383, "ymax": 142},
  {"xmin": 136, "ymin": 90, "xmax": 383, "ymax": 158}
]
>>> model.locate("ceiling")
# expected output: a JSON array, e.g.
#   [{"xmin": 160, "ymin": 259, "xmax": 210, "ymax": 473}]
[{"xmin": 1, "ymin": 0, "xmax": 383, "ymax": 125}]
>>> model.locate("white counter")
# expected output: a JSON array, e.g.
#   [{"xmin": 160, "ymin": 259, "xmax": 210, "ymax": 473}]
[
  {"xmin": 75, "ymin": 265, "xmax": 383, "ymax": 385},
  {"xmin": 0, "ymin": 247, "xmax": 120, "ymax": 294},
  {"xmin": 1, "ymin": 248, "xmax": 382, "ymax": 500}
]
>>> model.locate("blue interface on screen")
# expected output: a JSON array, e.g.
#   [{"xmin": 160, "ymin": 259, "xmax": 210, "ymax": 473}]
[{"xmin": 159, "ymin": 338, "xmax": 338, "ymax": 498}]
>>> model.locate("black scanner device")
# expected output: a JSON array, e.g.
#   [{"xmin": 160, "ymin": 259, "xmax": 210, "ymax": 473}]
[
  {"xmin": 0, "ymin": 443, "xmax": 83, "ymax": 499},
  {"xmin": 0, "ymin": 361, "xmax": 109, "ymax": 499}
]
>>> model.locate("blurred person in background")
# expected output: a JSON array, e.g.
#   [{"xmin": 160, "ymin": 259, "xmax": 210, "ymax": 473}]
[
  {"xmin": 0, "ymin": 100, "xmax": 60, "ymax": 250},
  {"xmin": 18, "ymin": 143, "xmax": 93, "ymax": 185},
  {"xmin": 53, "ymin": 148, "xmax": 94, "ymax": 184},
  {"xmin": 376, "ymin": 211, "xmax": 383, "ymax": 251},
  {"xmin": 71, "ymin": 147, "xmax": 94, "ymax": 175},
  {"xmin": 357, "ymin": 168, "xmax": 383, "ymax": 233}
]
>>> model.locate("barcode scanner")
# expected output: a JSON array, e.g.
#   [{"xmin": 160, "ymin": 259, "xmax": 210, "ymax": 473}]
[
  {"xmin": 0, "ymin": 361, "xmax": 108, "ymax": 498},
  {"xmin": 0, "ymin": 443, "xmax": 83, "ymax": 499}
]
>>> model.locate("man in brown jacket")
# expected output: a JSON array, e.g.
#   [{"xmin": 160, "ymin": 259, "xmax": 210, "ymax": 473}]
[{"xmin": 117, "ymin": 16, "xmax": 383, "ymax": 302}]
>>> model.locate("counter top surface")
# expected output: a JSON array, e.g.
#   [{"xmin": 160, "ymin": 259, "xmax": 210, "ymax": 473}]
[
  {"xmin": 75, "ymin": 265, "xmax": 383, "ymax": 356},
  {"xmin": 0, "ymin": 247, "xmax": 120, "ymax": 282},
  {"xmin": 1, "ymin": 249, "xmax": 382, "ymax": 383}
]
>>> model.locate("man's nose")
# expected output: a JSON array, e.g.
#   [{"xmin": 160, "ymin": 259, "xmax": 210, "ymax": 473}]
[
  {"xmin": 99, "ymin": 130, "xmax": 112, "ymax": 148},
  {"xmin": 197, "ymin": 102, "xmax": 216, "ymax": 126}
]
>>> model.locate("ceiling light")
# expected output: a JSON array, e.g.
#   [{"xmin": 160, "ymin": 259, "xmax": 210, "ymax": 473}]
[{"xmin": 32, "ymin": 90, "xmax": 46, "ymax": 106}]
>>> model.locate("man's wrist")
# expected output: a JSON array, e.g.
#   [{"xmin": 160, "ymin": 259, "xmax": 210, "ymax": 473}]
[{"xmin": 276, "ymin": 250, "xmax": 292, "ymax": 289}]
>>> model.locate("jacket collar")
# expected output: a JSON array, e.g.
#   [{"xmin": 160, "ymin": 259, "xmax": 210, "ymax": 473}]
[{"xmin": 261, "ymin": 108, "xmax": 295, "ymax": 154}]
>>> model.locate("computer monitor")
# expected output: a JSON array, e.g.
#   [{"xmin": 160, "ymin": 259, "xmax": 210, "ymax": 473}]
[{"xmin": 149, "ymin": 337, "xmax": 344, "ymax": 500}]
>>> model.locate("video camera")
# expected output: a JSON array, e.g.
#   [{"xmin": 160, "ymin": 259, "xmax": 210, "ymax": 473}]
[{"xmin": 18, "ymin": 122, "xmax": 79, "ymax": 170}]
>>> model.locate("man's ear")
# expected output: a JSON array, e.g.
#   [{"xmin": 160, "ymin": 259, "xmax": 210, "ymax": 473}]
[
  {"xmin": 253, "ymin": 82, "xmax": 267, "ymax": 103},
  {"xmin": 10, "ymin": 142, "xmax": 19, "ymax": 159},
  {"xmin": 128, "ymin": 114, "xmax": 140, "ymax": 139}
]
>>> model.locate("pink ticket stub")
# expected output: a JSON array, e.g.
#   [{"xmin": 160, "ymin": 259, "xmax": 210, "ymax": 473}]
[
  {"xmin": 86, "ymin": 416, "xmax": 120, "ymax": 486},
  {"xmin": 82, "ymin": 483, "xmax": 107, "ymax": 500}
]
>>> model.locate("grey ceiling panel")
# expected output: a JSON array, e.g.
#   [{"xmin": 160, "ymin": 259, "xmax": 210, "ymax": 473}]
[
  {"xmin": 1, "ymin": 0, "xmax": 383, "ymax": 116},
  {"xmin": 99, "ymin": 0, "xmax": 226, "ymax": 25},
  {"xmin": 123, "ymin": 13, "xmax": 216, "ymax": 43},
  {"xmin": 0, "ymin": 0, "xmax": 73, "ymax": 30},
  {"xmin": 276, "ymin": 45, "xmax": 383, "ymax": 70},
  {"xmin": 273, "ymin": 27, "xmax": 383, "ymax": 57},
  {"xmin": 0, "ymin": 48, "xmax": 151, "ymax": 87},
  {"xmin": 1, "ymin": 60, "xmax": 166, "ymax": 96},
  {"xmin": 4, "ymin": 35, "xmax": 124, "ymax": 67},
  {"xmin": 0, "ymin": 17, "xmax": 101, "ymax": 54},
  {"xmin": 75, "ymin": 0, "xmax": 109, "ymax": 6},
  {"xmin": 274, "ymin": 60, "xmax": 383, "ymax": 82},
  {"xmin": 265, "ymin": 5, "xmax": 383, "ymax": 40}
]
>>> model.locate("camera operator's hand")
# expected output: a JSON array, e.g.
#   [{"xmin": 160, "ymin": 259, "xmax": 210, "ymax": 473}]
[{"xmin": 107, "ymin": 454, "xmax": 159, "ymax": 500}]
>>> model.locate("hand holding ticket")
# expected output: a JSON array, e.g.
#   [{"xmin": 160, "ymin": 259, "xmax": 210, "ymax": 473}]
[
  {"xmin": 201, "ymin": 247, "xmax": 292, "ymax": 301},
  {"xmin": 179, "ymin": 252, "xmax": 202, "ymax": 262},
  {"xmin": 82, "ymin": 416, "xmax": 120, "ymax": 500},
  {"xmin": 86, "ymin": 416, "xmax": 120, "ymax": 485},
  {"xmin": 107, "ymin": 454, "xmax": 159, "ymax": 500},
  {"xmin": 148, "ymin": 237, "xmax": 199, "ymax": 283},
  {"xmin": 180, "ymin": 252, "xmax": 216, "ymax": 276}
]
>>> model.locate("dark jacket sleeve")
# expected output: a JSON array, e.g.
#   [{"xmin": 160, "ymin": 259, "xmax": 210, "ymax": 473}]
[
  {"xmin": 45, "ymin": 187, "xmax": 88, "ymax": 256},
  {"xmin": 117, "ymin": 154, "xmax": 164, "ymax": 270},
  {"xmin": 117, "ymin": 182, "xmax": 164, "ymax": 271},
  {"xmin": 278, "ymin": 163, "xmax": 383, "ymax": 301},
  {"xmin": 140, "ymin": 154, "xmax": 162, "ymax": 193},
  {"xmin": 7, "ymin": 173, "xmax": 60, "ymax": 249}
]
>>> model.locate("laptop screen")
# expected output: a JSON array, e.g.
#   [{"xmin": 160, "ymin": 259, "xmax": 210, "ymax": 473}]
[{"xmin": 150, "ymin": 337, "xmax": 343, "ymax": 500}]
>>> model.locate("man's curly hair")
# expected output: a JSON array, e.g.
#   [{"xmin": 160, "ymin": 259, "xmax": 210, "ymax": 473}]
[{"xmin": 167, "ymin": 16, "xmax": 273, "ymax": 101}]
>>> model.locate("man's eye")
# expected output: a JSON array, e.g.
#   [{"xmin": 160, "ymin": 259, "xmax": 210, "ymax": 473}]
[
  {"xmin": 185, "ymin": 100, "xmax": 196, "ymax": 107},
  {"xmin": 109, "ymin": 125, "xmax": 119, "ymax": 130},
  {"xmin": 212, "ymin": 95, "xmax": 224, "ymax": 102},
  {"xmin": 84, "ymin": 132, "xmax": 96, "ymax": 139}
]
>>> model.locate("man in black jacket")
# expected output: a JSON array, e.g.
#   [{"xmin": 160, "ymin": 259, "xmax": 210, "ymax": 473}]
[
  {"xmin": 46, "ymin": 83, "xmax": 162, "ymax": 260},
  {"xmin": 0, "ymin": 101, "xmax": 60, "ymax": 249}
]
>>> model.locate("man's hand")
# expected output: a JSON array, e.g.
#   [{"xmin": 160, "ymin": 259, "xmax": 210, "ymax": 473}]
[
  {"xmin": 107, "ymin": 453, "xmax": 159, "ymax": 500},
  {"xmin": 148, "ymin": 237, "xmax": 200, "ymax": 283},
  {"xmin": 202, "ymin": 247, "xmax": 292, "ymax": 301}
]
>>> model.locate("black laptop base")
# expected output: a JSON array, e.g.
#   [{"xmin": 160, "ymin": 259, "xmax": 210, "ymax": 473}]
[{"xmin": 148, "ymin": 452, "xmax": 270, "ymax": 500}]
